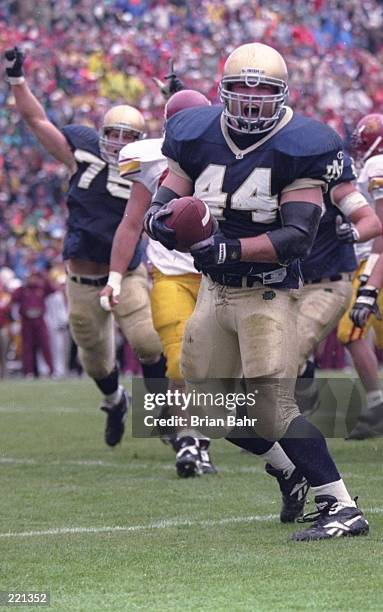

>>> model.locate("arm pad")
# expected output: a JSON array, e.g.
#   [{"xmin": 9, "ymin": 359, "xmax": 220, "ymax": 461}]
[
  {"xmin": 152, "ymin": 185, "xmax": 180, "ymax": 208},
  {"xmin": 267, "ymin": 201, "xmax": 322, "ymax": 265}
]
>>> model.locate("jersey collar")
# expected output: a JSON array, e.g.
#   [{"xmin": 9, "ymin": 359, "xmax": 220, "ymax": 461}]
[{"xmin": 220, "ymin": 106, "xmax": 294, "ymax": 159}]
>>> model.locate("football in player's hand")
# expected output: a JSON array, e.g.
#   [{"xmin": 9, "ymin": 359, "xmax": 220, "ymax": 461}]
[{"xmin": 163, "ymin": 196, "xmax": 215, "ymax": 252}]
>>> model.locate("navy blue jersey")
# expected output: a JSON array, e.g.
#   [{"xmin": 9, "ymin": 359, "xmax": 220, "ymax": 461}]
[
  {"xmin": 301, "ymin": 155, "xmax": 357, "ymax": 280},
  {"xmin": 62, "ymin": 125, "xmax": 143, "ymax": 267},
  {"xmin": 163, "ymin": 106, "xmax": 345, "ymax": 288}
]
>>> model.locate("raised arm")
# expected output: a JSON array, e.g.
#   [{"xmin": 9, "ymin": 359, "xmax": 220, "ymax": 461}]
[{"xmin": 5, "ymin": 47, "xmax": 76, "ymax": 173}]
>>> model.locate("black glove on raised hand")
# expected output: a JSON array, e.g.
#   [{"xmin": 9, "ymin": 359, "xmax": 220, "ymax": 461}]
[
  {"xmin": 152, "ymin": 60, "xmax": 185, "ymax": 101},
  {"xmin": 143, "ymin": 205, "xmax": 177, "ymax": 250},
  {"xmin": 335, "ymin": 215, "xmax": 360, "ymax": 244},
  {"xmin": 4, "ymin": 46, "xmax": 25, "ymax": 84},
  {"xmin": 190, "ymin": 232, "xmax": 241, "ymax": 272},
  {"xmin": 350, "ymin": 286, "xmax": 381, "ymax": 328}
]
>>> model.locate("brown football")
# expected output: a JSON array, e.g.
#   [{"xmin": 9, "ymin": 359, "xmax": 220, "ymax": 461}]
[{"xmin": 164, "ymin": 196, "xmax": 215, "ymax": 252}]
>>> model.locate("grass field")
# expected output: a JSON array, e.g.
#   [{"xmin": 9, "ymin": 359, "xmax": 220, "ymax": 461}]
[{"xmin": 0, "ymin": 377, "xmax": 382, "ymax": 611}]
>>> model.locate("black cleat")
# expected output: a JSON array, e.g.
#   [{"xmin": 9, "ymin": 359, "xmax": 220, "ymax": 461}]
[
  {"xmin": 174, "ymin": 436, "xmax": 203, "ymax": 478},
  {"xmin": 100, "ymin": 390, "xmax": 129, "ymax": 447},
  {"xmin": 199, "ymin": 438, "xmax": 217, "ymax": 474},
  {"xmin": 266, "ymin": 464, "xmax": 309, "ymax": 523},
  {"xmin": 346, "ymin": 403, "xmax": 383, "ymax": 440},
  {"xmin": 291, "ymin": 495, "xmax": 369, "ymax": 541}
]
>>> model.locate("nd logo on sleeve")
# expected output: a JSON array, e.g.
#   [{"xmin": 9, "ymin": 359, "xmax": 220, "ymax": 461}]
[{"xmin": 323, "ymin": 151, "xmax": 344, "ymax": 182}]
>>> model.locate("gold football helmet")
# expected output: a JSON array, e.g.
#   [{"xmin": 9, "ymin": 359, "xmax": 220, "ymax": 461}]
[
  {"xmin": 219, "ymin": 42, "xmax": 288, "ymax": 134},
  {"xmin": 99, "ymin": 105, "xmax": 146, "ymax": 164}
]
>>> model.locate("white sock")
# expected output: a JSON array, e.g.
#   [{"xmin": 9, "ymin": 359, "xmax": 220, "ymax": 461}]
[
  {"xmin": 104, "ymin": 384, "xmax": 124, "ymax": 407},
  {"xmin": 259, "ymin": 443, "xmax": 295, "ymax": 478},
  {"xmin": 312, "ymin": 479, "xmax": 355, "ymax": 506},
  {"xmin": 366, "ymin": 389, "xmax": 383, "ymax": 410}
]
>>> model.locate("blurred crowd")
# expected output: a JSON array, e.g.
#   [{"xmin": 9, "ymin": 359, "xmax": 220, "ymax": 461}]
[{"xmin": 0, "ymin": 0, "xmax": 383, "ymax": 376}]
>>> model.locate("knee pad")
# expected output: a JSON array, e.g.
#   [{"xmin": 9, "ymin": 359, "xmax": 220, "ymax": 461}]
[
  {"xmin": 69, "ymin": 311, "xmax": 114, "ymax": 379},
  {"xmin": 246, "ymin": 379, "xmax": 300, "ymax": 441},
  {"xmin": 69, "ymin": 311, "xmax": 101, "ymax": 351},
  {"xmin": 127, "ymin": 320, "xmax": 163, "ymax": 363},
  {"xmin": 115, "ymin": 272, "xmax": 162, "ymax": 361},
  {"xmin": 240, "ymin": 314, "xmax": 285, "ymax": 378}
]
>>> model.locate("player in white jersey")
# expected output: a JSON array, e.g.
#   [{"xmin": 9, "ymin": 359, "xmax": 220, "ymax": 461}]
[
  {"xmin": 337, "ymin": 113, "xmax": 383, "ymax": 439},
  {"xmin": 100, "ymin": 90, "xmax": 217, "ymax": 476}
]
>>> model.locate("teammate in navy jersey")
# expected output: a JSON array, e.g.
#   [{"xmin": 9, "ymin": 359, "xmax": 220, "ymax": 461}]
[
  {"xmin": 296, "ymin": 155, "xmax": 381, "ymax": 414},
  {"xmin": 260, "ymin": 158, "xmax": 380, "ymax": 516},
  {"xmin": 5, "ymin": 47, "xmax": 163, "ymax": 446},
  {"xmin": 145, "ymin": 42, "xmax": 370, "ymax": 541}
]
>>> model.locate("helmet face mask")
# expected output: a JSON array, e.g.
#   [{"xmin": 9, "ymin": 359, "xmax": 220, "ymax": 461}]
[
  {"xmin": 99, "ymin": 105, "xmax": 146, "ymax": 164},
  {"xmin": 351, "ymin": 113, "xmax": 383, "ymax": 164},
  {"xmin": 219, "ymin": 43, "xmax": 289, "ymax": 135}
]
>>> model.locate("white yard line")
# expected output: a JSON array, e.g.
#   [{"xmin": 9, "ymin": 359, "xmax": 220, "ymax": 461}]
[
  {"xmin": 1, "ymin": 510, "xmax": 382, "ymax": 539},
  {"xmin": 0, "ymin": 514, "xmax": 279, "ymax": 538},
  {"xmin": 0, "ymin": 456, "xmax": 263, "ymax": 474},
  {"xmin": 2, "ymin": 456, "xmax": 383, "ymax": 479}
]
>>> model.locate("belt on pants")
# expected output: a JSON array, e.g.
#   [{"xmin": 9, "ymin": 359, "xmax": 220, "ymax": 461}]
[
  {"xmin": 304, "ymin": 272, "xmax": 353, "ymax": 286},
  {"xmin": 68, "ymin": 274, "xmax": 109, "ymax": 287},
  {"xmin": 207, "ymin": 266, "xmax": 287, "ymax": 288}
]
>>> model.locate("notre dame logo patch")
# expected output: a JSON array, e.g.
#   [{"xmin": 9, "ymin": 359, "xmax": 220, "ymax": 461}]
[{"xmin": 262, "ymin": 290, "xmax": 276, "ymax": 300}]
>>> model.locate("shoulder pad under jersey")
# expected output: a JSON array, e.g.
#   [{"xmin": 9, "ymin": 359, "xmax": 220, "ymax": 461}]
[
  {"xmin": 362, "ymin": 154, "xmax": 383, "ymax": 186},
  {"xmin": 119, "ymin": 138, "xmax": 165, "ymax": 171},
  {"xmin": 272, "ymin": 113, "xmax": 343, "ymax": 158},
  {"xmin": 61, "ymin": 124, "xmax": 99, "ymax": 153},
  {"xmin": 118, "ymin": 138, "xmax": 167, "ymax": 194}
]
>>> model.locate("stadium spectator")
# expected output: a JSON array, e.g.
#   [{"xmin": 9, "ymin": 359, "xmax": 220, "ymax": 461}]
[
  {"xmin": 11, "ymin": 269, "xmax": 55, "ymax": 377},
  {"xmin": 0, "ymin": 277, "xmax": 12, "ymax": 377},
  {"xmin": 45, "ymin": 267, "xmax": 70, "ymax": 378}
]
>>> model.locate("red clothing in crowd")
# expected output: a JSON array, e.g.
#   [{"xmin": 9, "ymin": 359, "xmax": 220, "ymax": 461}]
[
  {"xmin": 12, "ymin": 276, "xmax": 55, "ymax": 319},
  {"xmin": 12, "ymin": 274, "xmax": 55, "ymax": 376},
  {"xmin": 0, "ymin": 291, "xmax": 12, "ymax": 328}
]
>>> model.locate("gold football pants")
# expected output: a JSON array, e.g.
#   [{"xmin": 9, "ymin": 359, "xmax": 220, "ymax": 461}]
[
  {"xmin": 150, "ymin": 267, "xmax": 201, "ymax": 379},
  {"xmin": 298, "ymin": 276, "xmax": 352, "ymax": 369},
  {"xmin": 180, "ymin": 276, "xmax": 301, "ymax": 441},
  {"xmin": 67, "ymin": 264, "xmax": 162, "ymax": 379}
]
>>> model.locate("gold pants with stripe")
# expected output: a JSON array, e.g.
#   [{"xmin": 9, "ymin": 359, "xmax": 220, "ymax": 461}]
[{"xmin": 150, "ymin": 267, "xmax": 201, "ymax": 379}]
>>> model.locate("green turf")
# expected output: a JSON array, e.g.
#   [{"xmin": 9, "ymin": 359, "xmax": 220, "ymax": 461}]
[{"xmin": 0, "ymin": 378, "xmax": 382, "ymax": 611}]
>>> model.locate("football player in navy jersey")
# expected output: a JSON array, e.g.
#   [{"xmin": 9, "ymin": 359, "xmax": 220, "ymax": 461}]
[
  {"xmin": 5, "ymin": 47, "xmax": 164, "ymax": 447},
  {"xmin": 145, "ymin": 42, "xmax": 369, "ymax": 541},
  {"xmin": 263, "ymin": 161, "xmax": 381, "ymax": 517},
  {"xmin": 295, "ymin": 156, "xmax": 381, "ymax": 414}
]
